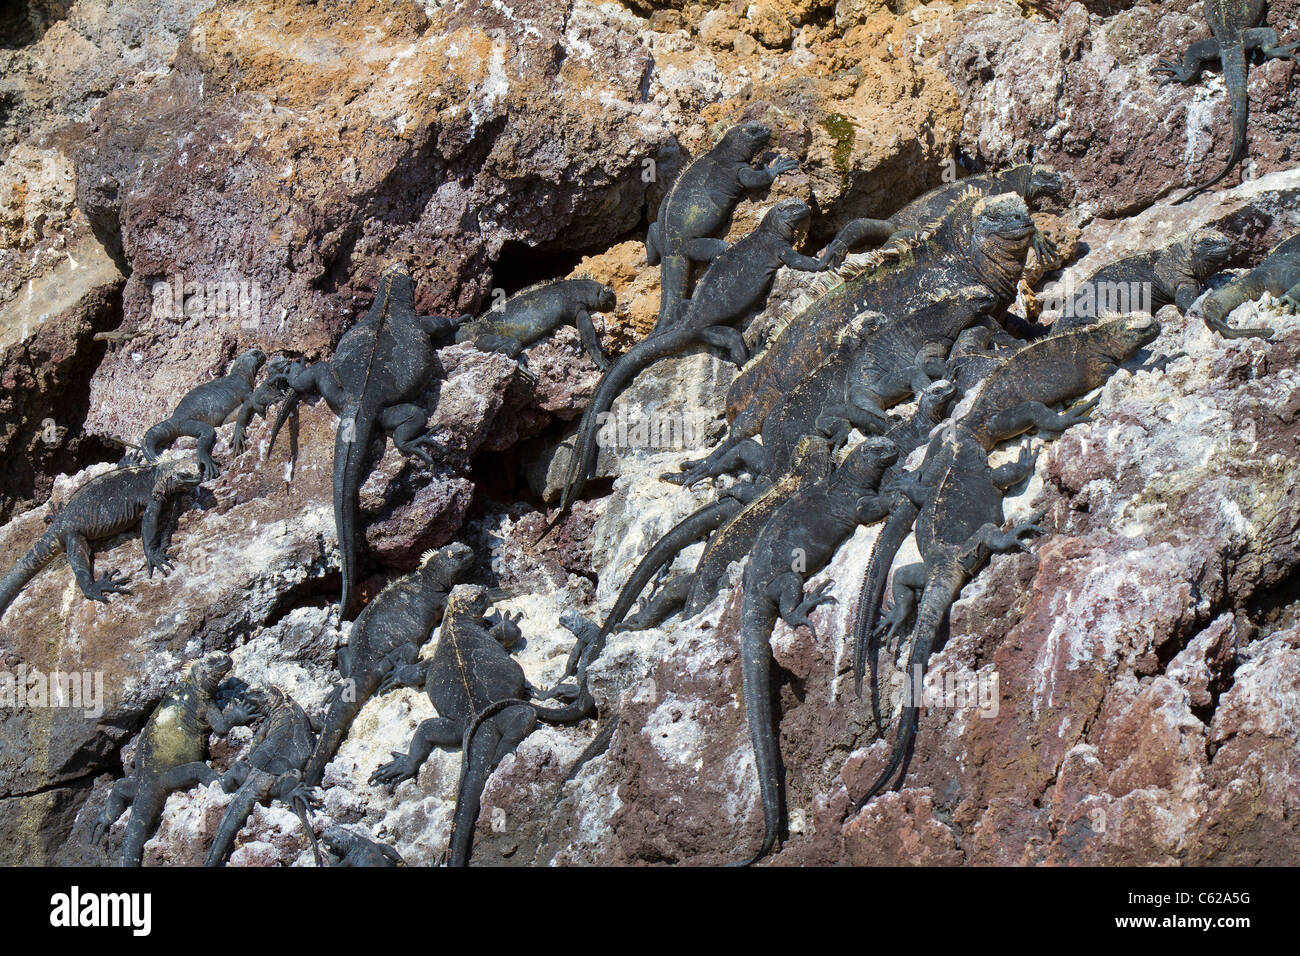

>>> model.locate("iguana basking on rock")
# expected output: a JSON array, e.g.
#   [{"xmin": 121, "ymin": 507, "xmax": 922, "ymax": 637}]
[
  {"xmin": 90, "ymin": 652, "xmax": 261, "ymax": 866},
  {"xmin": 672, "ymin": 192, "xmax": 1036, "ymax": 487},
  {"xmin": 548, "ymin": 200, "xmax": 866, "ymax": 523},
  {"xmin": 849, "ymin": 163, "xmax": 1064, "ymax": 262},
  {"xmin": 1157, "ymin": 1, "xmax": 1299, "ymax": 204},
  {"xmin": 455, "ymin": 278, "xmax": 616, "ymax": 370},
  {"xmin": 647, "ymin": 121, "xmax": 800, "ymax": 328},
  {"xmin": 1196, "ymin": 231, "xmax": 1300, "ymax": 338},
  {"xmin": 267, "ymin": 263, "xmax": 465, "ymax": 616},
  {"xmin": 0, "ymin": 456, "xmax": 202, "ymax": 622},
  {"xmin": 204, "ymin": 685, "xmax": 320, "ymax": 867},
  {"xmin": 143, "ymin": 348, "xmax": 288, "ymax": 480},
  {"xmin": 732, "ymin": 435, "xmax": 899, "ymax": 863},
  {"xmin": 851, "ymin": 314, "xmax": 1162, "ymax": 716},
  {"xmin": 321, "ymin": 825, "xmax": 404, "ymax": 866},
  {"xmin": 369, "ymin": 586, "xmax": 590, "ymax": 865},
  {"xmin": 303, "ymin": 542, "xmax": 475, "ymax": 787},
  {"xmin": 1054, "ymin": 228, "xmax": 1233, "ymax": 331}
]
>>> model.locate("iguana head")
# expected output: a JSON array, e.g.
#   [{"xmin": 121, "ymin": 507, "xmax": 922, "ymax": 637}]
[
  {"xmin": 590, "ymin": 282, "xmax": 617, "ymax": 313},
  {"xmin": 1027, "ymin": 165, "xmax": 1065, "ymax": 204},
  {"xmin": 918, "ymin": 379, "xmax": 959, "ymax": 422},
  {"xmin": 228, "ymin": 347, "xmax": 267, "ymax": 380},
  {"xmin": 761, "ymin": 198, "xmax": 812, "ymax": 244},
  {"xmin": 366, "ymin": 263, "xmax": 416, "ymax": 322},
  {"xmin": 967, "ymin": 192, "xmax": 1036, "ymax": 301},
  {"xmin": 791, "ymin": 434, "xmax": 834, "ymax": 478},
  {"xmin": 420, "ymin": 541, "xmax": 475, "ymax": 579},
  {"xmin": 238, "ymin": 684, "xmax": 284, "ymax": 713},
  {"xmin": 1095, "ymin": 312, "xmax": 1161, "ymax": 362},
  {"xmin": 1186, "ymin": 227, "xmax": 1232, "ymax": 280},
  {"xmin": 155, "ymin": 456, "xmax": 204, "ymax": 492},
  {"xmin": 446, "ymin": 583, "xmax": 491, "ymax": 621},
  {"xmin": 718, "ymin": 121, "xmax": 772, "ymax": 161},
  {"xmin": 190, "ymin": 651, "xmax": 234, "ymax": 694},
  {"xmin": 840, "ymin": 436, "xmax": 898, "ymax": 486}
]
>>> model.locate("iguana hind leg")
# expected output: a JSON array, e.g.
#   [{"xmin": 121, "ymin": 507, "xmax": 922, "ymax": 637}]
[
  {"xmin": 158, "ymin": 761, "xmax": 221, "ymax": 791},
  {"xmin": 370, "ymin": 717, "xmax": 463, "ymax": 787},
  {"xmin": 90, "ymin": 778, "xmax": 136, "ymax": 845},
  {"xmin": 447, "ymin": 705, "xmax": 535, "ymax": 866},
  {"xmin": 1245, "ymin": 28, "xmax": 1300, "ymax": 63},
  {"xmin": 65, "ymin": 534, "xmax": 131, "ymax": 603},
  {"xmin": 381, "ymin": 403, "xmax": 445, "ymax": 465}
]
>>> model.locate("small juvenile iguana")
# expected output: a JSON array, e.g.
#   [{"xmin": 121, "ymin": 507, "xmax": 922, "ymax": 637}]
[
  {"xmin": 303, "ymin": 542, "xmax": 475, "ymax": 787},
  {"xmin": 90, "ymin": 652, "xmax": 260, "ymax": 866},
  {"xmin": 0, "ymin": 456, "xmax": 202, "ymax": 621},
  {"xmin": 143, "ymin": 348, "xmax": 286, "ymax": 480},
  {"xmin": 1054, "ymin": 228, "xmax": 1233, "ymax": 331},
  {"xmin": 321, "ymin": 825, "xmax": 404, "ymax": 866},
  {"xmin": 455, "ymin": 278, "xmax": 616, "ymax": 370},
  {"xmin": 1196, "ymin": 231, "xmax": 1300, "ymax": 338},
  {"xmin": 646, "ymin": 121, "xmax": 800, "ymax": 328},
  {"xmin": 204, "ymin": 685, "xmax": 320, "ymax": 867},
  {"xmin": 1157, "ymin": 1, "xmax": 1299, "ymax": 204},
  {"xmin": 369, "ymin": 586, "xmax": 590, "ymax": 866},
  {"xmin": 267, "ymin": 263, "xmax": 465, "ymax": 616},
  {"xmin": 734, "ymin": 436, "xmax": 899, "ymax": 863}
]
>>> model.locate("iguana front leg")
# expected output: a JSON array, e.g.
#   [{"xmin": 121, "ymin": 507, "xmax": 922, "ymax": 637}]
[
  {"xmin": 991, "ymin": 443, "xmax": 1039, "ymax": 490},
  {"xmin": 1155, "ymin": 37, "xmax": 1220, "ymax": 85},
  {"xmin": 956, "ymin": 515, "xmax": 1044, "ymax": 573},
  {"xmin": 985, "ymin": 396, "xmax": 1100, "ymax": 442},
  {"xmin": 698, "ymin": 325, "xmax": 749, "ymax": 365},
  {"xmin": 141, "ymin": 494, "xmax": 176, "ymax": 578},
  {"xmin": 64, "ymin": 533, "xmax": 131, "ymax": 603},
  {"xmin": 377, "ymin": 660, "xmax": 430, "ymax": 695},
  {"xmin": 737, "ymin": 155, "xmax": 799, "ymax": 189},
  {"xmin": 572, "ymin": 309, "xmax": 611, "ymax": 371},
  {"xmin": 206, "ymin": 698, "xmax": 262, "ymax": 736}
]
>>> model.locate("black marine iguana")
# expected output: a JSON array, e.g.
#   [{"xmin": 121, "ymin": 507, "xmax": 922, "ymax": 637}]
[
  {"xmin": 455, "ymin": 278, "xmax": 616, "ymax": 370},
  {"xmin": 321, "ymin": 825, "xmax": 404, "ymax": 866},
  {"xmin": 302, "ymin": 542, "xmax": 475, "ymax": 787},
  {"xmin": 143, "ymin": 348, "xmax": 287, "ymax": 480},
  {"xmin": 1157, "ymin": 1, "xmax": 1298, "ymax": 204},
  {"xmin": 0, "ymin": 457, "xmax": 202, "ymax": 621},
  {"xmin": 646, "ymin": 121, "xmax": 799, "ymax": 328},
  {"xmin": 204, "ymin": 685, "xmax": 320, "ymax": 867},
  {"xmin": 90, "ymin": 652, "xmax": 260, "ymax": 866},
  {"xmin": 732, "ymin": 435, "xmax": 899, "ymax": 863},
  {"xmin": 267, "ymin": 263, "xmax": 464, "ymax": 616},
  {"xmin": 1054, "ymin": 228, "xmax": 1233, "ymax": 331},
  {"xmin": 369, "ymin": 587, "xmax": 591, "ymax": 866},
  {"xmin": 1196, "ymin": 231, "xmax": 1300, "ymax": 338},
  {"xmin": 549, "ymin": 199, "xmax": 865, "ymax": 522},
  {"xmin": 672, "ymin": 191, "xmax": 1036, "ymax": 486}
]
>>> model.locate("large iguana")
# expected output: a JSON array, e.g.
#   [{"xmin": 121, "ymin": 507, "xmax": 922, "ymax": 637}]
[
  {"xmin": 1196, "ymin": 231, "xmax": 1300, "ymax": 338},
  {"xmin": 1157, "ymin": 1, "xmax": 1299, "ymax": 204},
  {"xmin": 549, "ymin": 200, "xmax": 866, "ymax": 522},
  {"xmin": 646, "ymin": 121, "xmax": 800, "ymax": 328},
  {"xmin": 143, "ymin": 348, "xmax": 287, "ymax": 480},
  {"xmin": 847, "ymin": 163, "xmax": 1064, "ymax": 262},
  {"xmin": 368, "ymin": 586, "xmax": 590, "ymax": 866},
  {"xmin": 1054, "ymin": 228, "xmax": 1233, "ymax": 331},
  {"xmin": 267, "ymin": 263, "xmax": 465, "ymax": 616},
  {"xmin": 850, "ymin": 314, "xmax": 1162, "ymax": 725},
  {"xmin": 89, "ymin": 652, "xmax": 261, "ymax": 866},
  {"xmin": 204, "ymin": 685, "xmax": 320, "ymax": 867},
  {"xmin": 0, "ymin": 456, "xmax": 202, "ymax": 622},
  {"xmin": 731, "ymin": 435, "xmax": 899, "ymax": 863},
  {"xmin": 303, "ymin": 542, "xmax": 475, "ymax": 787},
  {"xmin": 671, "ymin": 191, "xmax": 1036, "ymax": 486},
  {"xmin": 455, "ymin": 278, "xmax": 616, "ymax": 370}
]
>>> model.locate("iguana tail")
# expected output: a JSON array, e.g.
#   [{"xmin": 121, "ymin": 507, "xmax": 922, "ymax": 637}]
[
  {"xmin": 289, "ymin": 789, "xmax": 323, "ymax": 867},
  {"xmin": 736, "ymin": 588, "xmax": 782, "ymax": 866},
  {"xmin": 204, "ymin": 776, "xmax": 262, "ymax": 867},
  {"xmin": 0, "ymin": 528, "xmax": 62, "ymax": 620},
  {"xmin": 656, "ymin": 254, "xmax": 690, "ymax": 330},
  {"xmin": 266, "ymin": 389, "xmax": 302, "ymax": 464},
  {"xmin": 121, "ymin": 784, "xmax": 166, "ymax": 867},
  {"xmin": 334, "ymin": 399, "xmax": 377, "ymax": 617},
  {"xmin": 852, "ymin": 501, "xmax": 920, "ymax": 710},
  {"xmin": 447, "ymin": 699, "xmax": 537, "ymax": 867},
  {"xmin": 1174, "ymin": 38, "xmax": 1248, "ymax": 205},
  {"xmin": 303, "ymin": 671, "xmax": 380, "ymax": 787},
  {"xmin": 854, "ymin": 567, "xmax": 961, "ymax": 811},
  {"xmin": 553, "ymin": 323, "xmax": 703, "ymax": 519}
]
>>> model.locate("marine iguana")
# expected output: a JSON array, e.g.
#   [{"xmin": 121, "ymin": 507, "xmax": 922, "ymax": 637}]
[
  {"xmin": 90, "ymin": 652, "xmax": 260, "ymax": 866},
  {"xmin": 455, "ymin": 278, "xmax": 616, "ymax": 370},
  {"xmin": 646, "ymin": 121, "xmax": 800, "ymax": 328},
  {"xmin": 302, "ymin": 542, "xmax": 475, "ymax": 787},
  {"xmin": 204, "ymin": 685, "xmax": 321, "ymax": 867},
  {"xmin": 266, "ymin": 263, "xmax": 465, "ymax": 616},
  {"xmin": 142, "ymin": 348, "xmax": 285, "ymax": 480},
  {"xmin": 732, "ymin": 435, "xmax": 899, "ymax": 863},
  {"xmin": 1156, "ymin": 1, "xmax": 1299, "ymax": 204},
  {"xmin": 321, "ymin": 825, "xmax": 404, "ymax": 866},
  {"xmin": 670, "ymin": 191, "xmax": 1036, "ymax": 486},
  {"xmin": 548, "ymin": 199, "xmax": 859, "ymax": 523},
  {"xmin": 0, "ymin": 457, "xmax": 202, "ymax": 621},
  {"xmin": 847, "ymin": 163, "xmax": 1064, "ymax": 262},
  {"xmin": 1196, "ymin": 230, "xmax": 1300, "ymax": 338},
  {"xmin": 369, "ymin": 587, "xmax": 590, "ymax": 866},
  {"xmin": 1054, "ymin": 228, "xmax": 1233, "ymax": 331},
  {"xmin": 850, "ymin": 314, "xmax": 1163, "ymax": 707}
]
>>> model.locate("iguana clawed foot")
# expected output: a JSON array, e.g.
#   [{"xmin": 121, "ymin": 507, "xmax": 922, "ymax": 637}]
[
  {"xmin": 86, "ymin": 569, "xmax": 132, "ymax": 603},
  {"xmin": 786, "ymin": 580, "xmax": 836, "ymax": 637},
  {"xmin": 144, "ymin": 547, "xmax": 176, "ymax": 578},
  {"xmin": 370, "ymin": 753, "xmax": 419, "ymax": 788},
  {"xmin": 1153, "ymin": 59, "xmax": 1196, "ymax": 85}
]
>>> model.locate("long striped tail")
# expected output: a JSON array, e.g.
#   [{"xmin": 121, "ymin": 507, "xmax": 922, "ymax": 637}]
[
  {"xmin": 334, "ymin": 401, "xmax": 375, "ymax": 617},
  {"xmin": 0, "ymin": 528, "xmax": 62, "ymax": 621},
  {"xmin": 736, "ymin": 589, "xmax": 782, "ymax": 865},
  {"xmin": 1174, "ymin": 39, "xmax": 1248, "ymax": 205},
  {"xmin": 204, "ymin": 777, "xmax": 263, "ymax": 867},
  {"xmin": 851, "ymin": 502, "xmax": 919, "ymax": 703},
  {"xmin": 447, "ymin": 699, "xmax": 537, "ymax": 867}
]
